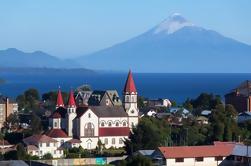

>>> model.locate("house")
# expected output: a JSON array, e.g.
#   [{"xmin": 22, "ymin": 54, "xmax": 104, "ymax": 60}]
[
  {"xmin": 44, "ymin": 70, "xmax": 139, "ymax": 152},
  {"xmin": 140, "ymin": 107, "xmax": 157, "ymax": 117},
  {"xmin": 152, "ymin": 144, "xmax": 234, "ymax": 166},
  {"xmin": 169, "ymin": 107, "xmax": 191, "ymax": 118},
  {"xmin": 201, "ymin": 110, "xmax": 212, "ymax": 117},
  {"xmin": 225, "ymin": 80, "xmax": 251, "ymax": 113},
  {"xmin": 196, "ymin": 116, "xmax": 209, "ymax": 125},
  {"xmin": 0, "ymin": 95, "xmax": 18, "ymax": 128},
  {"xmin": 146, "ymin": 99, "xmax": 172, "ymax": 108},
  {"xmin": 23, "ymin": 134, "xmax": 64, "ymax": 158},
  {"xmin": 237, "ymin": 112, "xmax": 251, "ymax": 123}
]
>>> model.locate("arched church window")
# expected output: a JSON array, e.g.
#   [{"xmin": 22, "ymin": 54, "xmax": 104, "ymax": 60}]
[
  {"xmin": 115, "ymin": 122, "xmax": 119, "ymax": 127},
  {"xmin": 88, "ymin": 113, "xmax": 91, "ymax": 118},
  {"xmin": 108, "ymin": 122, "xmax": 112, "ymax": 127},
  {"xmin": 101, "ymin": 122, "xmax": 105, "ymax": 127},
  {"xmin": 123, "ymin": 121, "xmax": 126, "ymax": 126},
  {"xmin": 131, "ymin": 110, "xmax": 135, "ymax": 114},
  {"xmin": 84, "ymin": 123, "xmax": 94, "ymax": 137}
]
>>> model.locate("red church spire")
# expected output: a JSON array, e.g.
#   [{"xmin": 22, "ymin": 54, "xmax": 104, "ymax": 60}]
[
  {"xmin": 67, "ymin": 89, "xmax": 76, "ymax": 107},
  {"xmin": 56, "ymin": 88, "xmax": 64, "ymax": 108},
  {"xmin": 124, "ymin": 70, "xmax": 137, "ymax": 93}
]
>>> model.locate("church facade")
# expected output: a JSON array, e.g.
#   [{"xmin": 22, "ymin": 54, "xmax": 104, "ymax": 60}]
[{"xmin": 47, "ymin": 70, "xmax": 139, "ymax": 150}]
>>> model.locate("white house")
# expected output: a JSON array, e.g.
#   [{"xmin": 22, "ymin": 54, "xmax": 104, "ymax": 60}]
[
  {"xmin": 23, "ymin": 134, "xmax": 64, "ymax": 158},
  {"xmin": 152, "ymin": 143, "xmax": 234, "ymax": 166}
]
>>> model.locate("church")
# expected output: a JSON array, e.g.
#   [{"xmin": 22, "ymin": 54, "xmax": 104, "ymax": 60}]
[{"xmin": 46, "ymin": 70, "xmax": 139, "ymax": 150}]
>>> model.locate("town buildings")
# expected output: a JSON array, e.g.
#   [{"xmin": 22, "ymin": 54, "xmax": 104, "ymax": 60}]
[
  {"xmin": 23, "ymin": 70, "xmax": 139, "ymax": 158},
  {"xmin": 225, "ymin": 80, "xmax": 251, "ymax": 113},
  {"xmin": 0, "ymin": 95, "xmax": 18, "ymax": 128}
]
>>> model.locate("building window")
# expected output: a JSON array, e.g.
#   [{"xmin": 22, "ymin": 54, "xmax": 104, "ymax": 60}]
[
  {"xmin": 215, "ymin": 156, "xmax": 223, "ymax": 161},
  {"xmin": 123, "ymin": 122, "xmax": 126, "ymax": 126},
  {"xmin": 40, "ymin": 151, "xmax": 42, "ymax": 155},
  {"xmin": 119, "ymin": 138, "xmax": 123, "ymax": 144},
  {"xmin": 61, "ymin": 140, "xmax": 64, "ymax": 145},
  {"xmin": 54, "ymin": 143, "xmax": 56, "ymax": 147},
  {"xmin": 84, "ymin": 122, "xmax": 94, "ymax": 137},
  {"xmin": 195, "ymin": 157, "xmax": 204, "ymax": 162},
  {"xmin": 54, "ymin": 122, "xmax": 58, "ymax": 128},
  {"xmin": 46, "ymin": 142, "xmax": 50, "ymax": 147},
  {"xmin": 101, "ymin": 122, "xmax": 105, "ymax": 127},
  {"xmin": 39, "ymin": 143, "xmax": 42, "ymax": 147},
  {"xmin": 105, "ymin": 138, "xmax": 108, "ymax": 145},
  {"xmin": 112, "ymin": 138, "xmax": 115, "ymax": 144},
  {"xmin": 126, "ymin": 96, "xmax": 130, "ymax": 102},
  {"xmin": 175, "ymin": 158, "xmax": 184, "ymax": 162},
  {"xmin": 54, "ymin": 150, "xmax": 56, "ymax": 154},
  {"xmin": 88, "ymin": 113, "xmax": 91, "ymax": 118},
  {"xmin": 115, "ymin": 122, "xmax": 119, "ymax": 127},
  {"xmin": 108, "ymin": 122, "xmax": 112, "ymax": 127}
]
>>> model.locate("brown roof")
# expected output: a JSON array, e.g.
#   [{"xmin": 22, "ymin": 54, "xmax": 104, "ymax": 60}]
[
  {"xmin": 50, "ymin": 112, "xmax": 62, "ymax": 118},
  {"xmin": 67, "ymin": 139, "xmax": 82, "ymax": 144},
  {"xmin": 158, "ymin": 144, "xmax": 234, "ymax": 158},
  {"xmin": 23, "ymin": 134, "xmax": 58, "ymax": 145},
  {"xmin": 0, "ymin": 140, "xmax": 11, "ymax": 146},
  {"xmin": 27, "ymin": 145, "xmax": 38, "ymax": 151},
  {"xmin": 46, "ymin": 129, "xmax": 68, "ymax": 138}
]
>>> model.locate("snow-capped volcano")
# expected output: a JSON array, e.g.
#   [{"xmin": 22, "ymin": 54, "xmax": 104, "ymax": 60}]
[
  {"xmin": 153, "ymin": 13, "xmax": 195, "ymax": 34},
  {"xmin": 76, "ymin": 13, "xmax": 251, "ymax": 73}
]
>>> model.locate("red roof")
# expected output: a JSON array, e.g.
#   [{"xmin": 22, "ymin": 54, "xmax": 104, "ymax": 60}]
[
  {"xmin": 158, "ymin": 144, "xmax": 234, "ymax": 159},
  {"xmin": 67, "ymin": 90, "xmax": 76, "ymax": 107},
  {"xmin": 23, "ymin": 134, "xmax": 57, "ymax": 144},
  {"xmin": 124, "ymin": 70, "xmax": 137, "ymax": 93},
  {"xmin": 56, "ymin": 89, "xmax": 64, "ymax": 108},
  {"xmin": 99, "ymin": 127, "xmax": 130, "ymax": 136},
  {"xmin": 51, "ymin": 111, "xmax": 61, "ymax": 118},
  {"xmin": 46, "ymin": 129, "xmax": 68, "ymax": 138}
]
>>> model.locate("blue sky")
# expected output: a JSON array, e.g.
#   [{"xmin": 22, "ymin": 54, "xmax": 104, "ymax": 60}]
[{"xmin": 0, "ymin": 0, "xmax": 250, "ymax": 58}]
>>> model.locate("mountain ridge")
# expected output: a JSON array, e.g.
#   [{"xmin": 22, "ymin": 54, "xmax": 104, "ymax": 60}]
[{"xmin": 76, "ymin": 14, "xmax": 251, "ymax": 73}]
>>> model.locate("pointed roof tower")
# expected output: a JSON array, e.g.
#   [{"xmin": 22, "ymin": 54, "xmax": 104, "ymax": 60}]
[
  {"xmin": 124, "ymin": 70, "xmax": 137, "ymax": 93},
  {"xmin": 67, "ymin": 89, "xmax": 76, "ymax": 107},
  {"xmin": 56, "ymin": 88, "xmax": 64, "ymax": 108}
]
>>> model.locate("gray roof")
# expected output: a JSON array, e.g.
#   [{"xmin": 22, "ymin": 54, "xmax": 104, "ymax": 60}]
[
  {"xmin": 76, "ymin": 106, "xmax": 128, "ymax": 118},
  {"xmin": 232, "ymin": 144, "xmax": 251, "ymax": 157},
  {"xmin": 137, "ymin": 150, "xmax": 155, "ymax": 156},
  {"xmin": 106, "ymin": 90, "xmax": 122, "ymax": 106},
  {"xmin": 90, "ymin": 106, "xmax": 128, "ymax": 117}
]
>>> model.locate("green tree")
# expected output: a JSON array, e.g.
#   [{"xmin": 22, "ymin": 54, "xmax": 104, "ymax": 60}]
[
  {"xmin": 16, "ymin": 143, "xmax": 27, "ymax": 160},
  {"xmin": 42, "ymin": 153, "xmax": 53, "ymax": 160},
  {"xmin": 125, "ymin": 117, "xmax": 170, "ymax": 154},
  {"xmin": 31, "ymin": 113, "xmax": 42, "ymax": 134}
]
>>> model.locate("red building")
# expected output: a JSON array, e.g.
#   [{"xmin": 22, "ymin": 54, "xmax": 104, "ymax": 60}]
[{"xmin": 225, "ymin": 80, "xmax": 251, "ymax": 113}]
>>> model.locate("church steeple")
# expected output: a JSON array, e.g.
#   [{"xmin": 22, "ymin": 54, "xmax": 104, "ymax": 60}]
[
  {"xmin": 67, "ymin": 90, "xmax": 76, "ymax": 108},
  {"xmin": 123, "ymin": 70, "xmax": 137, "ymax": 94},
  {"xmin": 123, "ymin": 70, "xmax": 139, "ymax": 129},
  {"xmin": 56, "ymin": 88, "xmax": 64, "ymax": 109}
]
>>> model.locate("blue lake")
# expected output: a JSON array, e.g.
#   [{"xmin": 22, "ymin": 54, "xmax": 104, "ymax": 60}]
[{"xmin": 0, "ymin": 72, "xmax": 251, "ymax": 103}]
